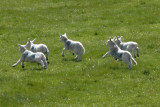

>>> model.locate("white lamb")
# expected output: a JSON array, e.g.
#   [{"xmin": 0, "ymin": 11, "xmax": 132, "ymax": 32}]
[
  {"xmin": 114, "ymin": 36, "xmax": 139, "ymax": 58},
  {"xmin": 12, "ymin": 44, "xmax": 47, "ymax": 69},
  {"xmin": 60, "ymin": 33, "xmax": 85, "ymax": 61},
  {"xmin": 102, "ymin": 38, "xmax": 137, "ymax": 69},
  {"xmin": 25, "ymin": 38, "xmax": 49, "ymax": 62}
]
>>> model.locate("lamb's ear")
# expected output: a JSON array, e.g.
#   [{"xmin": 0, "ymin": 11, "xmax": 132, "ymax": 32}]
[
  {"xmin": 109, "ymin": 38, "xmax": 112, "ymax": 41},
  {"xmin": 32, "ymin": 38, "xmax": 36, "ymax": 43},
  {"xmin": 120, "ymin": 36, "xmax": 123, "ymax": 41},
  {"xmin": 117, "ymin": 36, "xmax": 119, "ymax": 40},
  {"xmin": 28, "ymin": 38, "xmax": 30, "ymax": 42},
  {"xmin": 64, "ymin": 33, "xmax": 67, "ymax": 37}
]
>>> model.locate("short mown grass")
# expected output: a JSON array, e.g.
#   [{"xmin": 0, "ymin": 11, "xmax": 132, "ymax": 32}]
[{"xmin": 0, "ymin": 0, "xmax": 160, "ymax": 106}]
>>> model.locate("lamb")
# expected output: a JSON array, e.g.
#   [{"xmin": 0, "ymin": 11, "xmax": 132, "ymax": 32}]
[
  {"xmin": 102, "ymin": 38, "xmax": 137, "ymax": 69},
  {"xmin": 12, "ymin": 44, "xmax": 47, "ymax": 69},
  {"xmin": 114, "ymin": 36, "xmax": 139, "ymax": 58},
  {"xmin": 25, "ymin": 38, "xmax": 49, "ymax": 62},
  {"xmin": 60, "ymin": 33, "xmax": 85, "ymax": 61}
]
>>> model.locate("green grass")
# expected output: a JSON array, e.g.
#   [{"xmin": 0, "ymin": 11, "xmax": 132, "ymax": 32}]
[{"xmin": 0, "ymin": 0, "xmax": 160, "ymax": 106}]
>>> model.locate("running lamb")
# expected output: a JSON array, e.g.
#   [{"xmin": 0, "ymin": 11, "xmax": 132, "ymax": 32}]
[
  {"xmin": 102, "ymin": 38, "xmax": 137, "ymax": 69},
  {"xmin": 12, "ymin": 44, "xmax": 47, "ymax": 69},
  {"xmin": 60, "ymin": 33, "xmax": 85, "ymax": 61},
  {"xmin": 114, "ymin": 36, "xmax": 139, "ymax": 58},
  {"xmin": 25, "ymin": 38, "xmax": 49, "ymax": 62}
]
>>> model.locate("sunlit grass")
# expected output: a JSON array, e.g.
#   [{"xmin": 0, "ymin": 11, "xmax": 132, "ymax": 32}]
[{"xmin": 0, "ymin": 0, "xmax": 160, "ymax": 106}]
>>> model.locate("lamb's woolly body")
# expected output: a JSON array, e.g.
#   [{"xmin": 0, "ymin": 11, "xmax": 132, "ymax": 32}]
[
  {"xmin": 119, "ymin": 42, "xmax": 137, "ymax": 50},
  {"xmin": 114, "ymin": 36, "xmax": 139, "ymax": 58},
  {"xmin": 65, "ymin": 40, "xmax": 85, "ymax": 55},
  {"xmin": 30, "ymin": 44, "xmax": 49, "ymax": 54},
  {"xmin": 12, "ymin": 45, "xmax": 47, "ymax": 69},
  {"xmin": 102, "ymin": 38, "xmax": 137, "ymax": 69},
  {"xmin": 60, "ymin": 33, "xmax": 85, "ymax": 61},
  {"xmin": 25, "ymin": 39, "xmax": 49, "ymax": 61}
]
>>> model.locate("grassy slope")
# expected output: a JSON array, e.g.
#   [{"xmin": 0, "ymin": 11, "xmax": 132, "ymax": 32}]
[{"xmin": 0, "ymin": 0, "xmax": 160, "ymax": 106}]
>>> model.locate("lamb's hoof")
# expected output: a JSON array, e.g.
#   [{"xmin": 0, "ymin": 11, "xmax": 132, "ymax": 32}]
[
  {"xmin": 72, "ymin": 53, "xmax": 75, "ymax": 55},
  {"xmin": 44, "ymin": 67, "xmax": 47, "ymax": 69},
  {"xmin": 12, "ymin": 64, "xmax": 16, "ymax": 67},
  {"xmin": 22, "ymin": 66, "xmax": 24, "ymax": 68},
  {"xmin": 134, "ymin": 56, "xmax": 136, "ymax": 58},
  {"xmin": 62, "ymin": 55, "xmax": 64, "ymax": 57},
  {"xmin": 137, "ymin": 54, "xmax": 139, "ymax": 57},
  {"xmin": 47, "ymin": 61, "xmax": 49, "ymax": 64},
  {"xmin": 128, "ymin": 67, "xmax": 131, "ymax": 70}
]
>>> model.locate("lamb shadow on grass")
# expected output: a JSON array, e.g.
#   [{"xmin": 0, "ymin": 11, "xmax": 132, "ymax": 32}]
[
  {"xmin": 109, "ymin": 66, "xmax": 119, "ymax": 70},
  {"xmin": 21, "ymin": 67, "xmax": 45, "ymax": 71},
  {"xmin": 20, "ymin": 62, "xmax": 47, "ymax": 71},
  {"xmin": 109, "ymin": 65, "xmax": 131, "ymax": 70},
  {"xmin": 62, "ymin": 58, "xmax": 81, "ymax": 62}
]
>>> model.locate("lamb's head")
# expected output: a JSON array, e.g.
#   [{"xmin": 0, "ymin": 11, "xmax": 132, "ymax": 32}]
[
  {"xmin": 107, "ymin": 38, "xmax": 116, "ymax": 47},
  {"xmin": 115, "ymin": 36, "xmax": 122, "ymax": 45},
  {"xmin": 60, "ymin": 33, "xmax": 68, "ymax": 42},
  {"xmin": 18, "ymin": 44, "xmax": 27, "ymax": 53},
  {"xmin": 25, "ymin": 38, "xmax": 36, "ymax": 48}
]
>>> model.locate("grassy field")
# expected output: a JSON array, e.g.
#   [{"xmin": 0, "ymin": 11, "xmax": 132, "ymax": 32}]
[{"xmin": 0, "ymin": 0, "xmax": 160, "ymax": 106}]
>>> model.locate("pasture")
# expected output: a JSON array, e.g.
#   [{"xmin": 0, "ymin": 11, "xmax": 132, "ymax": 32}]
[{"xmin": 0, "ymin": 0, "xmax": 160, "ymax": 106}]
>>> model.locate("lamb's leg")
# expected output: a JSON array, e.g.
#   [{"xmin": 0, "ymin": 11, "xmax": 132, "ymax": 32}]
[
  {"xmin": 46, "ymin": 52, "xmax": 49, "ymax": 64},
  {"xmin": 123, "ymin": 59, "xmax": 132, "ymax": 70},
  {"xmin": 46, "ymin": 52, "xmax": 49, "ymax": 61},
  {"xmin": 21, "ymin": 62, "xmax": 24, "ymax": 68},
  {"xmin": 102, "ymin": 51, "xmax": 110, "ymax": 59},
  {"xmin": 62, "ymin": 48, "xmax": 67, "ymax": 57},
  {"xmin": 70, "ymin": 50, "xmax": 74, "ymax": 55},
  {"xmin": 12, "ymin": 59, "xmax": 22, "ymax": 67},
  {"xmin": 42, "ymin": 58, "xmax": 47, "ymax": 69},
  {"xmin": 77, "ymin": 54, "xmax": 82, "ymax": 61},
  {"xmin": 133, "ymin": 49, "xmax": 136, "ymax": 58},
  {"xmin": 136, "ymin": 47, "xmax": 139, "ymax": 57},
  {"xmin": 114, "ymin": 57, "xmax": 118, "ymax": 60},
  {"xmin": 37, "ymin": 60, "xmax": 46, "ymax": 69},
  {"xmin": 75, "ymin": 55, "xmax": 78, "ymax": 59},
  {"xmin": 128, "ymin": 62, "xmax": 132, "ymax": 70}
]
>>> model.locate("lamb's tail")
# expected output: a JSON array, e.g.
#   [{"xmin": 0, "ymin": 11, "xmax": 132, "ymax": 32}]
[{"xmin": 131, "ymin": 56, "xmax": 137, "ymax": 65}]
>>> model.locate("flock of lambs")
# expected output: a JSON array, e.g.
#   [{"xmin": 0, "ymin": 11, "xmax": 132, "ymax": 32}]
[{"xmin": 12, "ymin": 33, "xmax": 139, "ymax": 69}]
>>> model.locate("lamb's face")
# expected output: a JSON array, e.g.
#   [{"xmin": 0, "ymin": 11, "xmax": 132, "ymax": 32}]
[
  {"xmin": 60, "ymin": 33, "xmax": 68, "ymax": 42},
  {"xmin": 25, "ymin": 40, "xmax": 32, "ymax": 48},
  {"xmin": 107, "ymin": 40, "xmax": 115, "ymax": 47},
  {"xmin": 18, "ymin": 45, "xmax": 26, "ymax": 53},
  {"xmin": 60, "ymin": 35, "xmax": 64, "ymax": 42},
  {"xmin": 115, "ymin": 39, "xmax": 121, "ymax": 45}
]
